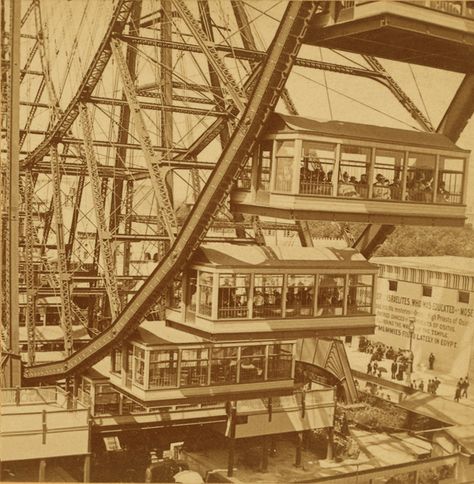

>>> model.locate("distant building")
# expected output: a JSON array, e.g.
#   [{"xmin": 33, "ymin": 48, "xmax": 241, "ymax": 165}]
[{"xmin": 371, "ymin": 257, "xmax": 474, "ymax": 380}]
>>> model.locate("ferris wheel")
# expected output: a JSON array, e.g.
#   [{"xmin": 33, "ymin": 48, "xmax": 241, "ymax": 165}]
[{"xmin": 1, "ymin": 0, "xmax": 473, "ymax": 384}]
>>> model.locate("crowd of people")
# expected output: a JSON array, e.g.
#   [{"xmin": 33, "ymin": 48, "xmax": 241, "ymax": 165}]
[
  {"xmin": 411, "ymin": 377, "xmax": 440, "ymax": 395},
  {"xmin": 364, "ymin": 343, "xmax": 411, "ymax": 382},
  {"xmin": 359, "ymin": 339, "xmax": 474, "ymax": 403},
  {"xmin": 298, "ymin": 160, "xmax": 452, "ymax": 203}
]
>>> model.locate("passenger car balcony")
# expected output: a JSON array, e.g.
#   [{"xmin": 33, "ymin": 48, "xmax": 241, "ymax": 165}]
[{"xmin": 305, "ymin": 1, "xmax": 474, "ymax": 72}]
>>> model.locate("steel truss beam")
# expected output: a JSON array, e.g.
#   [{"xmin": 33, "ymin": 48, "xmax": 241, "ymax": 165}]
[
  {"xmin": 437, "ymin": 74, "xmax": 474, "ymax": 142},
  {"xmin": 79, "ymin": 103, "xmax": 121, "ymax": 319},
  {"xmin": 59, "ymin": 137, "xmax": 189, "ymax": 155},
  {"xmin": 89, "ymin": 95, "xmax": 227, "ymax": 116},
  {"xmin": 32, "ymin": 160, "xmax": 215, "ymax": 178},
  {"xmin": 4, "ymin": 0, "xmax": 22, "ymax": 385},
  {"xmin": 137, "ymin": 89, "xmax": 215, "ymax": 105},
  {"xmin": 363, "ymin": 56, "xmax": 433, "ymax": 132},
  {"xmin": 111, "ymin": 38, "xmax": 178, "ymax": 241},
  {"xmin": 230, "ymin": 0, "xmax": 313, "ymax": 247},
  {"xmin": 23, "ymin": 171, "xmax": 36, "ymax": 365},
  {"xmin": 50, "ymin": 146, "xmax": 74, "ymax": 355},
  {"xmin": 121, "ymin": 34, "xmax": 387, "ymax": 81}
]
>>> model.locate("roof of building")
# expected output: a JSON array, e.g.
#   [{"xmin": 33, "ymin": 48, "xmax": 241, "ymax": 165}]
[
  {"xmin": 266, "ymin": 113, "xmax": 468, "ymax": 153},
  {"xmin": 132, "ymin": 320, "xmax": 205, "ymax": 347},
  {"xmin": 444, "ymin": 424, "xmax": 474, "ymax": 455},
  {"xmin": 372, "ymin": 256, "xmax": 474, "ymax": 277},
  {"xmin": 192, "ymin": 243, "xmax": 373, "ymax": 270},
  {"xmin": 398, "ymin": 392, "xmax": 474, "ymax": 426}
]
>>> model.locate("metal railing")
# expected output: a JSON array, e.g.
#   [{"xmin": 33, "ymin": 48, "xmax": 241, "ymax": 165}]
[
  {"xmin": 2, "ymin": 386, "xmax": 59, "ymax": 405},
  {"xmin": 412, "ymin": 0, "xmax": 474, "ymax": 19},
  {"xmin": 356, "ymin": 0, "xmax": 474, "ymax": 19}
]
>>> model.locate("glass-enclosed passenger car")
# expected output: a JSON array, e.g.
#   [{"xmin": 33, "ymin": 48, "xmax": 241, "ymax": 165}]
[
  {"xmin": 231, "ymin": 113, "xmax": 469, "ymax": 226},
  {"xmin": 166, "ymin": 243, "xmax": 378, "ymax": 340}
]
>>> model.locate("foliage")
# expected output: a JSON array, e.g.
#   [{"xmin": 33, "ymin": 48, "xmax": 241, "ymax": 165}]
[
  {"xmin": 309, "ymin": 222, "xmax": 474, "ymax": 258},
  {"xmin": 345, "ymin": 403, "xmax": 406, "ymax": 431},
  {"xmin": 375, "ymin": 224, "xmax": 474, "ymax": 257}
]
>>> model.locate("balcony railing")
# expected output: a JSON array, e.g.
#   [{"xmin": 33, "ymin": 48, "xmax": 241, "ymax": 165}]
[
  {"xmin": 2, "ymin": 386, "xmax": 59, "ymax": 406},
  {"xmin": 409, "ymin": 1, "xmax": 474, "ymax": 19},
  {"xmin": 354, "ymin": 0, "xmax": 474, "ymax": 19}
]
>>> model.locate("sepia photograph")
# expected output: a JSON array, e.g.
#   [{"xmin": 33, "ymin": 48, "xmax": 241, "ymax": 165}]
[{"xmin": 1, "ymin": 0, "xmax": 474, "ymax": 482}]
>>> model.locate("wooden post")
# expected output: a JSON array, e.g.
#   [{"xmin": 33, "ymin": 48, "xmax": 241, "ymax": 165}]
[
  {"xmin": 118, "ymin": 392, "xmax": 124, "ymax": 415},
  {"xmin": 326, "ymin": 427, "xmax": 334, "ymax": 461},
  {"xmin": 261, "ymin": 435, "xmax": 269, "ymax": 472},
  {"xmin": 227, "ymin": 438, "xmax": 235, "ymax": 478},
  {"xmin": 42, "ymin": 409, "xmax": 47, "ymax": 444},
  {"xmin": 227, "ymin": 404, "xmax": 237, "ymax": 477},
  {"xmin": 38, "ymin": 459, "xmax": 47, "ymax": 482},
  {"xmin": 295, "ymin": 432, "xmax": 303, "ymax": 467},
  {"xmin": 83, "ymin": 454, "xmax": 91, "ymax": 483}
]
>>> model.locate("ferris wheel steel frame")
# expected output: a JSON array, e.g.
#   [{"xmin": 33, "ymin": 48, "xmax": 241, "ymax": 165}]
[{"xmin": 0, "ymin": 1, "xmax": 472, "ymax": 386}]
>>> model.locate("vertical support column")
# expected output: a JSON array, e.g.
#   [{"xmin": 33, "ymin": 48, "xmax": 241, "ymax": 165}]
[
  {"xmin": 326, "ymin": 427, "xmax": 334, "ymax": 461},
  {"xmin": 227, "ymin": 402, "xmax": 237, "ymax": 478},
  {"xmin": 0, "ymin": 0, "xmax": 7, "ymax": 366},
  {"xmin": 109, "ymin": 0, "xmax": 142, "ymax": 281},
  {"xmin": 24, "ymin": 170, "xmax": 36, "ymax": 365},
  {"xmin": 50, "ymin": 146, "xmax": 74, "ymax": 355},
  {"xmin": 120, "ymin": 180, "xmax": 134, "ymax": 306},
  {"xmin": 261, "ymin": 435, "xmax": 269, "ymax": 472},
  {"xmin": 5, "ymin": 0, "xmax": 21, "ymax": 386},
  {"xmin": 83, "ymin": 454, "xmax": 91, "ymax": 483},
  {"xmin": 161, "ymin": 0, "xmax": 174, "ymax": 205},
  {"xmin": 295, "ymin": 431, "xmax": 303, "ymax": 468},
  {"xmin": 38, "ymin": 459, "xmax": 47, "ymax": 482}
]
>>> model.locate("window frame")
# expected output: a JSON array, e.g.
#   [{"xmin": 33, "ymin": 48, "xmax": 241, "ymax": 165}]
[
  {"xmin": 422, "ymin": 285, "xmax": 433, "ymax": 297},
  {"xmin": 148, "ymin": 348, "xmax": 179, "ymax": 389},
  {"xmin": 388, "ymin": 280, "xmax": 398, "ymax": 292}
]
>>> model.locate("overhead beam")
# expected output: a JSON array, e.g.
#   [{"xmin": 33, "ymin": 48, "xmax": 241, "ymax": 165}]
[
  {"xmin": 58, "ymin": 136, "xmax": 188, "ymax": 154},
  {"xmin": 437, "ymin": 74, "xmax": 474, "ymax": 142},
  {"xmin": 32, "ymin": 159, "xmax": 215, "ymax": 178},
  {"xmin": 121, "ymin": 33, "xmax": 387, "ymax": 80},
  {"xmin": 89, "ymin": 95, "xmax": 228, "ymax": 117}
]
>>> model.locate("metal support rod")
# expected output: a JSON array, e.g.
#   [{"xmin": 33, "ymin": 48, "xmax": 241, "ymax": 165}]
[{"xmin": 5, "ymin": 0, "xmax": 21, "ymax": 386}]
